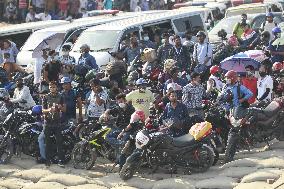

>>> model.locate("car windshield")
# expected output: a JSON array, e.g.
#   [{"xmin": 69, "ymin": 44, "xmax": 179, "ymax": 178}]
[
  {"xmin": 21, "ymin": 31, "xmax": 57, "ymax": 51},
  {"xmin": 72, "ymin": 30, "xmax": 120, "ymax": 52},
  {"xmin": 226, "ymin": 7, "xmax": 266, "ymax": 17},
  {"xmin": 210, "ymin": 17, "xmax": 250, "ymax": 35}
]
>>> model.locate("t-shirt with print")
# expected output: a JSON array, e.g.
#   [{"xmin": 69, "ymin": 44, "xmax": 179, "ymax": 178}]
[
  {"xmin": 42, "ymin": 93, "xmax": 64, "ymax": 124},
  {"xmin": 257, "ymin": 75, "xmax": 273, "ymax": 101},
  {"xmin": 126, "ymin": 89, "xmax": 154, "ymax": 118},
  {"xmin": 87, "ymin": 90, "xmax": 108, "ymax": 118}
]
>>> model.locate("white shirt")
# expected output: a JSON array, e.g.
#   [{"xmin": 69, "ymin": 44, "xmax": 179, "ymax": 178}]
[
  {"xmin": 193, "ymin": 42, "xmax": 213, "ymax": 66},
  {"xmin": 34, "ymin": 57, "xmax": 46, "ymax": 84},
  {"xmin": 35, "ymin": 13, "xmax": 51, "ymax": 21},
  {"xmin": 262, "ymin": 21, "xmax": 277, "ymax": 41},
  {"xmin": 130, "ymin": 0, "xmax": 138, "ymax": 12},
  {"xmin": 87, "ymin": 90, "xmax": 108, "ymax": 118},
  {"xmin": 257, "ymin": 75, "xmax": 273, "ymax": 101},
  {"xmin": 11, "ymin": 86, "xmax": 36, "ymax": 109},
  {"xmin": 208, "ymin": 75, "xmax": 224, "ymax": 92},
  {"xmin": 26, "ymin": 13, "xmax": 36, "ymax": 22}
]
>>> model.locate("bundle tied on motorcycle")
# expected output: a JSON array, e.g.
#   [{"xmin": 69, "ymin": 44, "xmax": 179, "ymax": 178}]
[
  {"xmin": 105, "ymin": 60, "xmax": 126, "ymax": 76},
  {"xmin": 189, "ymin": 121, "xmax": 212, "ymax": 140}
]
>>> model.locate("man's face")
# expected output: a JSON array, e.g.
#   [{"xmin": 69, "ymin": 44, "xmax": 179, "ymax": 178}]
[
  {"xmin": 245, "ymin": 68, "xmax": 254, "ymax": 77},
  {"xmin": 62, "ymin": 83, "xmax": 71, "ymax": 91},
  {"xmin": 116, "ymin": 98, "xmax": 126, "ymax": 104},
  {"xmin": 267, "ymin": 16, "xmax": 273, "ymax": 23},
  {"xmin": 175, "ymin": 38, "xmax": 181, "ymax": 46},
  {"xmin": 197, "ymin": 35, "xmax": 205, "ymax": 43},
  {"xmin": 3, "ymin": 42, "xmax": 9, "ymax": 49},
  {"xmin": 259, "ymin": 65, "xmax": 266, "ymax": 73},
  {"xmin": 169, "ymin": 93, "xmax": 177, "ymax": 102},
  {"xmin": 241, "ymin": 15, "xmax": 247, "ymax": 23},
  {"xmin": 193, "ymin": 76, "xmax": 201, "ymax": 84},
  {"xmin": 138, "ymin": 84, "xmax": 147, "ymax": 92},
  {"xmin": 90, "ymin": 84, "xmax": 101, "ymax": 93},
  {"xmin": 49, "ymin": 84, "xmax": 57, "ymax": 93}
]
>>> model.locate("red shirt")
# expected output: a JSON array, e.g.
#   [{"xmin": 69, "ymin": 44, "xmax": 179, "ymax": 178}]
[
  {"xmin": 57, "ymin": 0, "xmax": 69, "ymax": 11},
  {"xmin": 242, "ymin": 77, "xmax": 257, "ymax": 104}
]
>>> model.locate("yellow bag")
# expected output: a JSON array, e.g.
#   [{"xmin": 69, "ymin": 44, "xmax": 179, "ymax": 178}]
[{"xmin": 189, "ymin": 121, "xmax": 212, "ymax": 141}]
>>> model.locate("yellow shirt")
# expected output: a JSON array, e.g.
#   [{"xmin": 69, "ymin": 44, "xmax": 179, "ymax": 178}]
[{"xmin": 126, "ymin": 89, "xmax": 154, "ymax": 118}]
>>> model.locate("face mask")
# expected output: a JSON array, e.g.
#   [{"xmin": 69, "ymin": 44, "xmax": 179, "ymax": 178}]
[
  {"xmin": 118, "ymin": 103, "xmax": 126, "ymax": 109},
  {"xmin": 246, "ymin": 71, "xmax": 254, "ymax": 77},
  {"xmin": 144, "ymin": 36, "xmax": 149, "ymax": 41},
  {"xmin": 241, "ymin": 18, "xmax": 246, "ymax": 24},
  {"xmin": 259, "ymin": 72, "xmax": 266, "ymax": 77},
  {"xmin": 161, "ymin": 39, "xmax": 166, "ymax": 44},
  {"xmin": 17, "ymin": 83, "xmax": 24, "ymax": 89},
  {"xmin": 226, "ymin": 78, "xmax": 232, "ymax": 84}
]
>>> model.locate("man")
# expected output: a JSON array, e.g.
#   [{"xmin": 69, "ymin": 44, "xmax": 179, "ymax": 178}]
[
  {"xmin": 141, "ymin": 31, "xmax": 156, "ymax": 49},
  {"xmin": 43, "ymin": 50, "xmax": 62, "ymax": 83},
  {"xmin": 182, "ymin": 72, "xmax": 206, "ymax": 120},
  {"xmin": 261, "ymin": 12, "xmax": 277, "ymax": 41},
  {"xmin": 268, "ymin": 27, "xmax": 284, "ymax": 63},
  {"xmin": 35, "ymin": 9, "xmax": 51, "ymax": 21},
  {"xmin": 10, "ymin": 78, "xmax": 36, "ymax": 110},
  {"xmin": 103, "ymin": 0, "xmax": 113, "ymax": 10},
  {"xmin": 192, "ymin": 31, "xmax": 213, "ymax": 74},
  {"xmin": 32, "ymin": 0, "xmax": 45, "ymax": 13},
  {"xmin": 207, "ymin": 65, "xmax": 224, "ymax": 95},
  {"xmin": 233, "ymin": 13, "xmax": 250, "ymax": 40},
  {"xmin": 163, "ymin": 67, "xmax": 187, "ymax": 96},
  {"xmin": 60, "ymin": 77, "xmax": 83, "ymax": 122},
  {"xmin": 222, "ymin": 70, "xmax": 253, "ymax": 118},
  {"xmin": 59, "ymin": 45, "xmax": 76, "ymax": 78},
  {"xmin": 126, "ymin": 78, "xmax": 154, "ymax": 118},
  {"xmin": 257, "ymin": 64, "xmax": 273, "ymax": 103},
  {"xmin": 87, "ymin": 78, "xmax": 108, "ymax": 120},
  {"xmin": 18, "ymin": 0, "xmax": 28, "ymax": 22},
  {"xmin": 182, "ymin": 30, "xmax": 195, "ymax": 56},
  {"xmin": 172, "ymin": 35, "xmax": 191, "ymax": 71},
  {"xmin": 34, "ymin": 46, "xmax": 49, "ymax": 84},
  {"xmin": 124, "ymin": 37, "xmax": 142, "ymax": 65},
  {"xmin": 241, "ymin": 65, "xmax": 257, "ymax": 104},
  {"xmin": 78, "ymin": 44, "xmax": 98, "ymax": 70},
  {"xmin": 160, "ymin": 91, "xmax": 188, "ymax": 137},
  {"xmin": 42, "ymin": 81, "xmax": 66, "ymax": 167},
  {"xmin": 26, "ymin": 6, "xmax": 36, "ymax": 22},
  {"xmin": 130, "ymin": 0, "xmax": 138, "ymax": 11},
  {"xmin": 157, "ymin": 32, "xmax": 175, "ymax": 65}
]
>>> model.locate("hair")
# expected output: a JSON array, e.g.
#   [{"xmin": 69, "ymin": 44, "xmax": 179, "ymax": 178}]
[
  {"xmin": 191, "ymin": 72, "xmax": 200, "ymax": 80},
  {"xmin": 49, "ymin": 81, "xmax": 57, "ymax": 87},
  {"xmin": 168, "ymin": 90, "xmax": 177, "ymax": 96},
  {"xmin": 241, "ymin": 13, "xmax": 247, "ymax": 18},
  {"xmin": 173, "ymin": 35, "xmax": 181, "ymax": 40},
  {"xmin": 245, "ymin": 65, "xmax": 254, "ymax": 70},
  {"xmin": 116, "ymin": 93, "xmax": 126, "ymax": 100},
  {"xmin": 89, "ymin": 78, "xmax": 100, "ymax": 86},
  {"xmin": 162, "ymin": 32, "xmax": 169, "ymax": 38}
]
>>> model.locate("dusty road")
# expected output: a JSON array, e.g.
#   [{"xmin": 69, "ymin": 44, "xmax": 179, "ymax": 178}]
[{"xmin": 1, "ymin": 140, "xmax": 284, "ymax": 189}]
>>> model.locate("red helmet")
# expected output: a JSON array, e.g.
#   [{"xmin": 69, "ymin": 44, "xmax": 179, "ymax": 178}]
[
  {"xmin": 273, "ymin": 62, "xmax": 283, "ymax": 71},
  {"xmin": 225, "ymin": 70, "xmax": 237, "ymax": 83},
  {"xmin": 130, "ymin": 110, "xmax": 146, "ymax": 123},
  {"xmin": 210, "ymin": 65, "xmax": 220, "ymax": 75}
]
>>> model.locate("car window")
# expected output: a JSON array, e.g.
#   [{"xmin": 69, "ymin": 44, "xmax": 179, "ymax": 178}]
[
  {"xmin": 173, "ymin": 15, "xmax": 204, "ymax": 35},
  {"xmin": 251, "ymin": 16, "xmax": 266, "ymax": 29}
]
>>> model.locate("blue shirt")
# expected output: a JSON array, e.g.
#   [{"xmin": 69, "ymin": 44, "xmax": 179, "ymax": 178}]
[
  {"xmin": 78, "ymin": 52, "xmax": 98, "ymax": 70},
  {"xmin": 160, "ymin": 102, "xmax": 188, "ymax": 123},
  {"xmin": 223, "ymin": 84, "xmax": 253, "ymax": 107},
  {"xmin": 61, "ymin": 89, "xmax": 78, "ymax": 120},
  {"xmin": 268, "ymin": 39, "xmax": 284, "ymax": 63}
]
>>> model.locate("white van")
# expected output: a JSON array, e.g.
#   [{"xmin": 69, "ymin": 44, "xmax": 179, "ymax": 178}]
[
  {"xmin": 0, "ymin": 20, "xmax": 69, "ymax": 48},
  {"xmin": 16, "ymin": 13, "xmax": 143, "ymax": 71},
  {"xmin": 70, "ymin": 10, "xmax": 207, "ymax": 68}
]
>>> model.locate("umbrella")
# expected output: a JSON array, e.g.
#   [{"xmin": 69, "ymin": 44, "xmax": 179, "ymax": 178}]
[
  {"xmin": 32, "ymin": 32, "xmax": 65, "ymax": 58},
  {"xmin": 220, "ymin": 52, "xmax": 261, "ymax": 73},
  {"xmin": 243, "ymin": 50, "xmax": 268, "ymax": 62}
]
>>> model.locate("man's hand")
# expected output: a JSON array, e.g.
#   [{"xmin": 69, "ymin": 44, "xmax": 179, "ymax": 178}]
[
  {"xmin": 117, "ymin": 132, "xmax": 124, "ymax": 140},
  {"xmin": 103, "ymin": 113, "xmax": 110, "ymax": 122}
]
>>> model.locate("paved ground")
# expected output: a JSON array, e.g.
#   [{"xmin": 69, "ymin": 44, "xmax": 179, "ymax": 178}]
[{"xmin": 1, "ymin": 140, "xmax": 284, "ymax": 189}]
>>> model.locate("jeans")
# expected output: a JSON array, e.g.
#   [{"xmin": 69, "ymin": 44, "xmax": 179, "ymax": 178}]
[
  {"xmin": 38, "ymin": 130, "xmax": 46, "ymax": 159},
  {"xmin": 45, "ymin": 124, "xmax": 64, "ymax": 162}
]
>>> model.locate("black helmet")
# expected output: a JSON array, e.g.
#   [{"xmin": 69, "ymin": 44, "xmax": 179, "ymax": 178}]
[
  {"xmin": 196, "ymin": 31, "xmax": 206, "ymax": 38},
  {"xmin": 261, "ymin": 31, "xmax": 270, "ymax": 39}
]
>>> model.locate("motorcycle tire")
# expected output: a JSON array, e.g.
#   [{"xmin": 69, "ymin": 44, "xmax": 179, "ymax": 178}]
[
  {"xmin": 190, "ymin": 145, "xmax": 214, "ymax": 173},
  {"xmin": 224, "ymin": 132, "xmax": 239, "ymax": 163},
  {"xmin": 119, "ymin": 161, "xmax": 136, "ymax": 180},
  {"xmin": 71, "ymin": 142, "xmax": 97, "ymax": 170},
  {"xmin": 0, "ymin": 136, "xmax": 13, "ymax": 164}
]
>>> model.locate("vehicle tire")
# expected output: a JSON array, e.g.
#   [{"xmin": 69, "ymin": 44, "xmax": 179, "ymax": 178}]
[
  {"xmin": 224, "ymin": 131, "xmax": 239, "ymax": 163},
  {"xmin": 0, "ymin": 136, "xmax": 13, "ymax": 164},
  {"xmin": 71, "ymin": 142, "xmax": 97, "ymax": 170},
  {"xmin": 191, "ymin": 145, "xmax": 214, "ymax": 173},
  {"xmin": 120, "ymin": 161, "xmax": 136, "ymax": 180}
]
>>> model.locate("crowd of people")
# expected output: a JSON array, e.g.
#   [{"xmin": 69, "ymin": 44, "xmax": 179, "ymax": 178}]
[
  {"xmin": 0, "ymin": 0, "xmax": 175, "ymax": 23},
  {"xmin": 0, "ymin": 7, "xmax": 284, "ymax": 168}
]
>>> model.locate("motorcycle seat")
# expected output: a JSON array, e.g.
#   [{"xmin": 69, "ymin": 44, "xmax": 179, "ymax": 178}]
[
  {"xmin": 262, "ymin": 102, "xmax": 281, "ymax": 117},
  {"xmin": 172, "ymin": 134, "xmax": 196, "ymax": 147}
]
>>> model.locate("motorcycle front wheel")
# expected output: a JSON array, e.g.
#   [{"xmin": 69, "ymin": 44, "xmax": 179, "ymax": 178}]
[
  {"xmin": 190, "ymin": 145, "xmax": 214, "ymax": 173},
  {"xmin": 0, "ymin": 136, "xmax": 13, "ymax": 164},
  {"xmin": 71, "ymin": 142, "xmax": 97, "ymax": 170},
  {"xmin": 120, "ymin": 161, "xmax": 136, "ymax": 180}
]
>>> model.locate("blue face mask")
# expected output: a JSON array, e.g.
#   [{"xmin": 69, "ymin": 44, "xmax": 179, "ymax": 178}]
[{"xmin": 144, "ymin": 36, "xmax": 149, "ymax": 41}]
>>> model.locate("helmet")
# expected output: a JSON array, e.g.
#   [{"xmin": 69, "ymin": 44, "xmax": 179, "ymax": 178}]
[
  {"xmin": 196, "ymin": 31, "xmax": 206, "ymax": 38},
  {"xmin": 210, "ymin": 65, "xmax": 220, "ymax": 75},
  {"xmin": 135, "ymin": 78, "xmax": 147, "ymax": 86},
  {"xmin": 266, "ymin": 12, "xmax": 274, "ymax": 18},
  {"xmin": 273, "ymin": 62, "xmax": 283, "ymax": 71},
  {"xmin": 228, "ymin": 35, "xmax": 239, "ymax": 46},
  {"xmin": 141, "ymin": 48, "xmax": 156, "ymax": 62},
  {"xmin": 130, "ymin": 110, "xmax": 146, "ymax": 123},
  {"xmin": 272, "ymin": 27, "xmax": 281, "ymax": 35},
  {"xmin": 261, "ymin": 31, "xmax": 270, "ymax": 39},
  {"xmin": 32, "ymin": 105, "xmax": 42, "ymax": 115},
  {"xmin": 225, "ymin": 70, "xmax": 237, "ymax": 83},
  {"xmin": 164, "ymin": 59, "xmax": 177, "ymax": 73},
  {"xmin": 0, "ymin": 88, "xmax": 9, "ymax": 99},
  {"xmin": 166, "ymin": 83, "xmax": 182, "ymax": 93},
  {"xmin": 60, "ymin": 76, "xmax": 72, "ymax": 84}
]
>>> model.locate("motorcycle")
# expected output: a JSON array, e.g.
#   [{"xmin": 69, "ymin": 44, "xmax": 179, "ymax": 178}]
[
  {"xmin": 224, "ymin": 99, "xmax": 284, "ymax": 163},
  {"xmin": 119, "ymin": 129, "xmax": 215, "ymax": 180}
]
